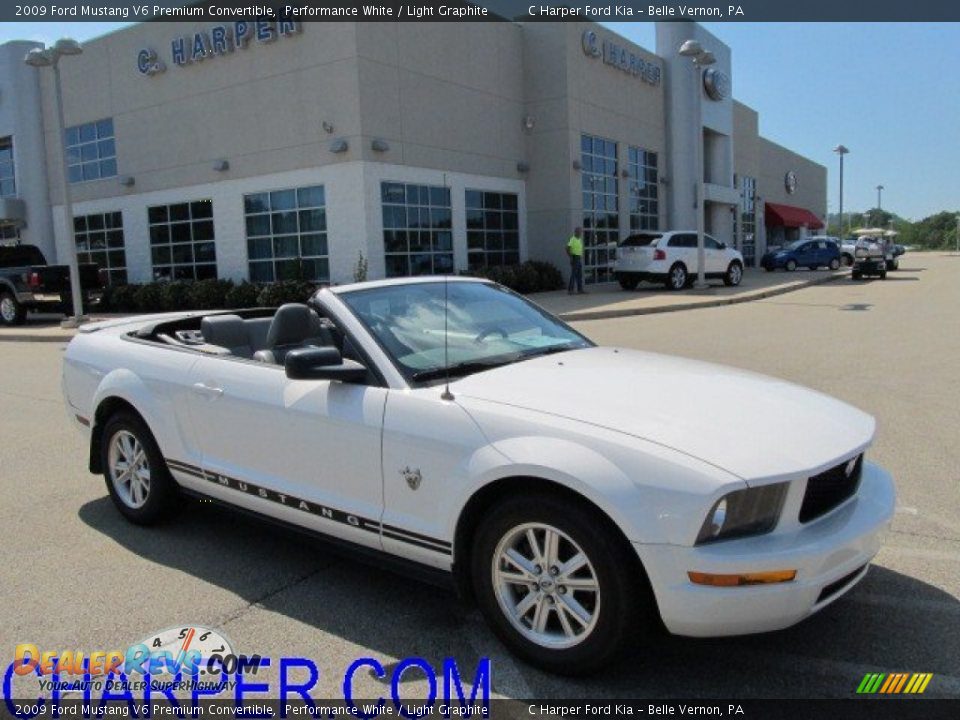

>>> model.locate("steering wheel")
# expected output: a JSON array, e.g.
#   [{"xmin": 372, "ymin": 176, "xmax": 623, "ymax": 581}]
[{"xmin": 474, "ymin": 327, "xmax": 509, "ymax": 344}]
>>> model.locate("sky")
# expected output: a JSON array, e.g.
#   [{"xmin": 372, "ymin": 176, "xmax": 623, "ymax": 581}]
[{"xmin": 3, "ymin": 21, "xmax": 958, "ymax": 220}]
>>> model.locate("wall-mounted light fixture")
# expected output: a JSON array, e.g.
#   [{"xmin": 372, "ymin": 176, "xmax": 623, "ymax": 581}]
[
  {"xmin": 322, "ymin": 121, "xmax": 335, "ymax": 134},
  {"xmin": 118, "ymin": 175, "xmax": 135, "ymax": 187},
  {"xmin": 371, "ymin": 139, "xmax": 390, "ymax": 152},
  {"xmin": 620, "ymin": 169, "xmax": 630, "ymax": 179},
  {"xmin": 522, "ymin": 115, "xmax": 536, "ymax": 131},
  {"xmin": 212, "ymin": 159, "xmax": 230, "ymax": 172},
  {"xmin": 659, "ymin": 176, "xmax": 670, "ymax": 185},
  {"xmin": 572, "ymin": 160, "xmax": 582, "ymax": 171},
  {"xmin": 328, "ymin": 138, "xmax": 348, "ymax": 154},
  {"xmin": 516, "ymin": 161, "xmax": 530, "ymax": 173}
]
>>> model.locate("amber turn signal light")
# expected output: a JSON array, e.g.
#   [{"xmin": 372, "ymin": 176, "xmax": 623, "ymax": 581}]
[{"xmin": 688, "ymin": 569, "xmax": 797, "ymax": 587}]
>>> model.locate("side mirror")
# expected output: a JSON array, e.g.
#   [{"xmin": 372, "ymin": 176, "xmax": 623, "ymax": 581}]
[
  {"xmin": 285, "ymin": 346, "xmax": 367, "ymax": 383},
  {"xmin": 718, "ymin": 242, "xmax": 727, "ymax": 250}
]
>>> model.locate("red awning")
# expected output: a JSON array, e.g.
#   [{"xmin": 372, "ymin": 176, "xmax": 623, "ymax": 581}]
[{"xmin": 765, "ymin": 202, "xmax": 824, "ymax": 229}]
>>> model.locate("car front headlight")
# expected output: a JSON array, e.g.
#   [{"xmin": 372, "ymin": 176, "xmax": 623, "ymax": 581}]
[{"xmin": 696, "ymin": 482, "xmax": 789, "ymax": 544}]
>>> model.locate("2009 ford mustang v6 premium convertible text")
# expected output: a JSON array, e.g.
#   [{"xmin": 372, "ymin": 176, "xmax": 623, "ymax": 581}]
[{"xmin": 62, "ymin": 277, "xmax": 895, "ymax": 674}]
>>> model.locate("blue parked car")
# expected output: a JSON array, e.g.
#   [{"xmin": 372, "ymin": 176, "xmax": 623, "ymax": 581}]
[{"xmin": 761, "ymin": 238, "xmax": 841, "ymax": 272}]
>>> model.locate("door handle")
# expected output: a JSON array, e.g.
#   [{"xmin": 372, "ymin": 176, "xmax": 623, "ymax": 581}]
[{"xmin": 192, "ymin": 382, "xmax": 224, "ymax": 399}]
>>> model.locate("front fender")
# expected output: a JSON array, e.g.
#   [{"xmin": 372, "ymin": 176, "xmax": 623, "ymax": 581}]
[{"xmin": 447, "ymin": 432, "xmax": 744, "ymax": 546}]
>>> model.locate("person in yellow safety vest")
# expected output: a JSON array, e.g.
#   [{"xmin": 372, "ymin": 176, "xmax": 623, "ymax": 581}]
[{"xmin": 566, "ymin": 227, "xmax": 587, "ymax": 294}]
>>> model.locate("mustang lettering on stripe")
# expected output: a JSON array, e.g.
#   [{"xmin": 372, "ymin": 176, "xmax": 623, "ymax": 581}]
[{"xmin": 165, "ymin": 459, "xmax": 452, "ymax": 555}]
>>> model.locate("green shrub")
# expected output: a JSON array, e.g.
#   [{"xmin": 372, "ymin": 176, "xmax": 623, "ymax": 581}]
[
  {"xmin": 224, "ymin": 281, "xmax": 261, "ymax": 309},
  {"xmin": 464, "ymin": 260, "xmax": 564, "ymax": 294},
  {"xmin": 133, "ymin": 283, "xmax": 164, "ymax": 313},
  {"xmin": 256, "ymin": 280, "xmax": 317, "ymax": 307},
  {"xmin": 101, "ymin": 283, "xmax": 139, "ymax": 312},
  {"xmin": 160, "ymin": 281, "xmax": 193, "ymax": 312},
  {"xmin": 190, "ymin": 279, "xmax": 234, "ymax": 309}
]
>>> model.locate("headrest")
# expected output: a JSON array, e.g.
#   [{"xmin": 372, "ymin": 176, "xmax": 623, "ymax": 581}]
[
  {"xmin": 200, "ymin": 314, "xmax": 249, "ymax": 349},
  {"xmin": 267, "ymin": 304, "xmax": 319, "ymax": 347}
]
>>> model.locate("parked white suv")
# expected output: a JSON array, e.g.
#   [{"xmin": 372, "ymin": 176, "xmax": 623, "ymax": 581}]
[{"xmin": 613, "ymin": 231, "xmax": 744, "ymax": 291}]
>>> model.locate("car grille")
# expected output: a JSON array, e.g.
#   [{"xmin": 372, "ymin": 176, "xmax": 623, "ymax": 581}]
[{"xmin": 799, "ymin": 454, "xmax": 863, "ymax": 523}]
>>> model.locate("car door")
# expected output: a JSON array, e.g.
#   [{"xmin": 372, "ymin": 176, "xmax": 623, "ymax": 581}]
[
  {"xmin": 703, "ymin": 235, "xmax": 725, "ymax": 274},
  {"xmin": 185, "ymin": 355, "xmax": 388, "ymax": 551}
]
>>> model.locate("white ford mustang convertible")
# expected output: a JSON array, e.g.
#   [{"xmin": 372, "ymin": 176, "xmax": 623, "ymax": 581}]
[{"xmin": 62, "ymin": 277, "xmax": 895, "ymax": 674}]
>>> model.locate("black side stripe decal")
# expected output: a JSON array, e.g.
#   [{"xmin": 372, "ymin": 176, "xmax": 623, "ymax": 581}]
[{"xmin": 166, "ymin": 459, "xmax": 452, "ymax": 555}]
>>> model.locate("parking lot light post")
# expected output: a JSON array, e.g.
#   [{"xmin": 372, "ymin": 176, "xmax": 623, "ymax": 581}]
[
  {"xmin": 876, "ymin": 184, "xmax": 884, "ymax": 212},
  {"xmin": 833, "ymin": 145, "xmax": 849, "ymax": 238},
  {"xmin": 679, "ymin": 39, "xmax": 715, "ymax": 290},
  {"xmin": 24, "ymin": 39, "xmax": 86, "ymax": 328}
]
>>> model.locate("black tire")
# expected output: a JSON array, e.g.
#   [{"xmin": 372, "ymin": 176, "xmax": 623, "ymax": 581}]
[
  {"xmin": 785, "ymin": 259, "xmax": 797, "ymax": 272},
  {"xmin": 100, "ymin": 411, "xmax": 180, "ymax": 525},
  {"xmin": 851, "ymin": 269, "xmax": 862, "ymax": 280},
  {"xmin": 841, "ymin": 254, "xmax": 854, "ymax": 267},
  {"xmin": 617, "ymin": 275, "xmax": 640, "ymax": 291},
  {"xmin": 0, "ymin": 291, "xmax": 26, "ymax": 326},
  {"xmin": 763, "ymin": 266, "xmax": 774, "ymax": 272},
  {"xmin": 829, "ymin": 258, "xmax": 841, "ymax": 271},
  {"xmin": 879, "ymin": 269, "xmax": 887, "ymax": 280},
  {"xmin": 665, "ymin": 263, "xmax": 687, "ymax": 291},
  {"xmin": 723, "ymin": 261, "xmax": 743, "ymax": 287},
  {"xmin": 886, "ymin": 260, "xmax": 898, "ymax": 271},
  {"xmin": 471, "ymin": 493, "xmax": 654, "ymax": 676}
]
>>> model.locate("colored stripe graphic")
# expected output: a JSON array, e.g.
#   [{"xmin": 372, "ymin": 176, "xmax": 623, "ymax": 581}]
[{"xmin": 856, "ymin": 672, "xmax": 932, "ymax": 694}]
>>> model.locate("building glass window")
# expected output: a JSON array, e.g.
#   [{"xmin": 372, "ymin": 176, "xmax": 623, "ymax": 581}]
[
  {"xmin": 244, "ymin": 185, "xmax": 328, "ymax": 283},
  {"xmin": 465, "ymin": 190, "xmax": 519, "ymax": 270},
  {"xmin": 581, "ymin": 134, "xmax": 619, "ymax": 284},
  {"xmin": 0, "ymin": 137, "xmax": 15, "ymax": 198},
  {"xmin": 75, "ymin": 211, "xmax": 127, "ymax": 285},
  {"xmin": 381, "ymin": 182, "xmax": 452, "ymax": 277},
  {"xmin": 65, "ymin": 118, "xmax": 117, "ymax": 183},
  {"xmin": 738, "ymin": 175, "xmax": 757, "ymax": 266},
  {"xmin": 627, "ymin": 147, "xmax": 658, "ymax": 232},
  {"xmin": 0, "ymin": 224, "xmax": 19, "ymax": 242},
  {"xmin": 148, "ymin": 200, "xmax": 217, "ymax": 280}
]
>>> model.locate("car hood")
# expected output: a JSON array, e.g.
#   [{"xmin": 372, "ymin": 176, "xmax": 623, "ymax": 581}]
[{"xmin": 454, "ymin": 347, "xmax": 874, "ymax": 482}]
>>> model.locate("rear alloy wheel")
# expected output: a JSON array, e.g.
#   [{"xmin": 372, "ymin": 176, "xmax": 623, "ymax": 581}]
[
  {"xmin": 666, "ymin": 263, "xmax": 687, "ymax": 291},
  {"xmin": 829, "ymin": 258, "xmax": 841, "ymax": 270},
  {"xmin": 617, "ymin": 275, "xmax": 640, "ymax": 291},
  {"xmin": 0, "ymin": 291, "xmax": 26, "ymax": 326},
  {"xmin": 785, "ymin": 259, "xmax": 797, "ymax": 272},
  {"xmin": 101, "ymin": 412, "xmax": 179, "ymax": 525},
  {"xmin": 472, "ymin": 494, "xmax": 653, "ymax": 675},
  {"xmin": 724, "ymin": 261, "xmax": 743, "ymax": 287}
]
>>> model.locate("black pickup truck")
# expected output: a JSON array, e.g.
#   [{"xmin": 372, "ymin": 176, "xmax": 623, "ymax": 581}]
[{"xmin": 0, "ymin": 244, "xmax": 103, "ymax": 326}]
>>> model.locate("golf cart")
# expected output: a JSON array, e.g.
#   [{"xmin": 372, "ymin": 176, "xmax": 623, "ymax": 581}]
[{"xmin": 850, "ymin": 228, "xmax": 889, "ymax": 280}]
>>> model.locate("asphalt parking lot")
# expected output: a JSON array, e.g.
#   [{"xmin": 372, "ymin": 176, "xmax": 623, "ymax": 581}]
[{"xmin": 1, "ymin": 254, "xmax": 957, "ymax": 701}]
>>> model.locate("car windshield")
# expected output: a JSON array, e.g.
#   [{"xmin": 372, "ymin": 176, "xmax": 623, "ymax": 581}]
[{"xmin": 339, "ymin": 281, "xmax": 593, "ymax": 383}]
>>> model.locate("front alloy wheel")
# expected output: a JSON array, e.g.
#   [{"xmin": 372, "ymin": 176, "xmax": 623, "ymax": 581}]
[
  {"xmin": 472, "ymin": 493, "xmax": 654, "ymax": 675},
  {"xmin": 785, "ymin": 259, "xmax": 797, "ymax": 272},
  {"xmin": 724, "ymin": 261, "xmax": 743, "ymax": 287},
  {"xmin": 492, "ymin": 523, "xmax": 600, "ymax": 649}
]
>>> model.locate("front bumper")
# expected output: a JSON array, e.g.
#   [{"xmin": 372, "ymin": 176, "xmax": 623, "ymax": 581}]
[{"xmin": 635, "ymin": 461, "xmax": 896, "ymax": 637}]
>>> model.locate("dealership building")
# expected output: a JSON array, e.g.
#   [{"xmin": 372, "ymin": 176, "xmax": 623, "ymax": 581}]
[{"xmin": 0, "ymin": 20, "xmax": 826, "ymax": 286}]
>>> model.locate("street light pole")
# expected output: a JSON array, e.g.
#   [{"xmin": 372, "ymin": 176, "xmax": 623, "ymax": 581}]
[
  {"xmin": 679, "ymin": 39, "xmax": 716, "ymax": 290},
  {"xmin": 833, "ymin": 145, "xmax": 849, "ymax": 238},
  {"xmin": 24, "ymin": 39, "xmax": 86, "ymax": 328},
  {"xmin": 876, "ymin": 184, "xmax": 884, "ymax": 212}
]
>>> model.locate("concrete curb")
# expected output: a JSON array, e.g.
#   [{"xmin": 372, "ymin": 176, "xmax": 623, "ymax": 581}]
[
  {"xmin": 1, "ymin": 271, "xmax": 848, "ymax": 341},
  {"xmin": 556, "ymin": 271, "xmax": 848, "ymax": 322}
]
